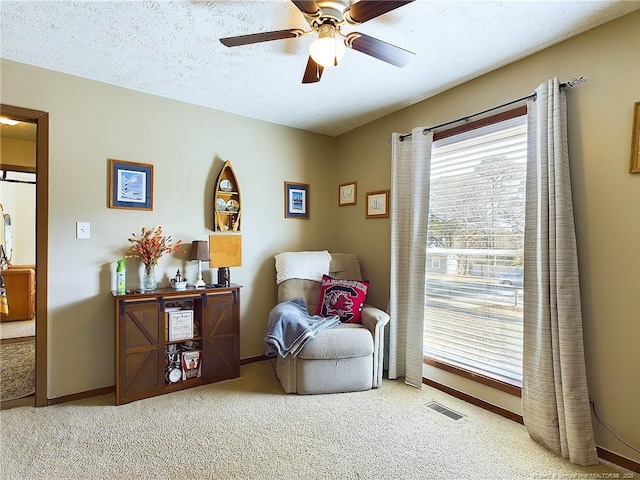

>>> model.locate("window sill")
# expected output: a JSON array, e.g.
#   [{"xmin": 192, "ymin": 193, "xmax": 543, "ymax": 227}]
[{"xmin": 423, "ymin": 357, "xmax": 522, "ymax": 398}]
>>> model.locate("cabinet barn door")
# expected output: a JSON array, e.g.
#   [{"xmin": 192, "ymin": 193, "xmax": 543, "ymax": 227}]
[
  {"xmin": 202, "ymin": 291, "xmax": 240, "ymax": 381},
  {"xmin": 118, "ymin": 299, "xmax": 163, "ymax": 404}
]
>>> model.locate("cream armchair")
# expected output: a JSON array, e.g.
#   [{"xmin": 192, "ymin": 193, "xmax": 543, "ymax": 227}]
[{"xmin": 273, "ymin": 253, "xmax": 390, "ymax": 394}]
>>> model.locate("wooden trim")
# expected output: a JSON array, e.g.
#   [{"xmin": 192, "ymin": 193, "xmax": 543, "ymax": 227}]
[
  {"xmin": 47, "ymin": 386, "xmax": 115, "ymax": 406},
  {"xmin": 0, "ymin": 336, "xmax": 35, "ymax": 345},
  {"xmin": 1, "ymin": 104, "xmax": 49, "ymax": 407},
  {"xmin": 422, "ymin": 376, "xmax": 524, "ymax": 424},
  {"xmin": 35, "ymin": 110, "xmax": 48, "ymax": 408},
  {"xmin": 630, "ymin": 101, "xmax": 640, "ymax": 174},
  {"xmin": 0, "ymin": 163, "xmax": 37, "ymax": 174},
  {"xmin": 434, "ymin": 105, "xmax": 527, "ymax": 141},
  {"xmin": 597, "ymin": 446, "xmax": 640, "ymax": 474},
  {"xmin": 241, "ymin": 355, "xmax": 269, "ymax": 365},
  {"xmin": 424, "ymin": 357, "xmax": 522, "ymax": 397}
]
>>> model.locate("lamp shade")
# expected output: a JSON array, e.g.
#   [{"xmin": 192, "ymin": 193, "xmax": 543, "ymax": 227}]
[{"xmin": 189, "ymin": 240, "xmax": 210, "ymax": 261}]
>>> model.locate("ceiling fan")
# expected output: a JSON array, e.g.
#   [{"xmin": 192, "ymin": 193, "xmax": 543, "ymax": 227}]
[{"xmin": 220, "ymin": 0, "xmax": 416, "ymax": 84}]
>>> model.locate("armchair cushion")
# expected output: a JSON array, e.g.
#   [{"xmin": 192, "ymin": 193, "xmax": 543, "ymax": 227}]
[
  {"xmin": 316, "ymin": 275, "xmax": 369, "ymax": 323},
  {"xmin": 298, "ymin": 324, "xmax": 373, "ymax": 360}
]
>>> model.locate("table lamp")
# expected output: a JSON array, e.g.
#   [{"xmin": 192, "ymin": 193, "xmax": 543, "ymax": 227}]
[
  {"xmin": 189, "ymin": 240, "xmax": 210, "ymax": 288},
  {"xmin": 209, "ymin": 234, "xmax": 242, "ymax": 287}
]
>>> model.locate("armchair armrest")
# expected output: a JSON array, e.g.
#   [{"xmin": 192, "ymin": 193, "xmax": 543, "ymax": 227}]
[{"xmin": 360, "ymin": 304, "xmax": 390, "ymax": 388}]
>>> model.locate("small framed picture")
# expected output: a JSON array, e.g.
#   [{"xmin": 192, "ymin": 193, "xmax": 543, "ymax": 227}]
[
  {"xmin": 630, "ymin": 102, "xmax": 640, "ymax": 174},
  {"xmin": 366, "ymin": 190, "xmax": 389, "ymax": 219},
  {"xmin": 108, "ymin": 159, "xmax": 154, "ymax": 210},
  {"xmin": 339, "ymin": 181, "xmax": 357, "ymax": 206},
  {"xmin": 284, "ymin": 182, "xmax": 310, "ymax": 219}
]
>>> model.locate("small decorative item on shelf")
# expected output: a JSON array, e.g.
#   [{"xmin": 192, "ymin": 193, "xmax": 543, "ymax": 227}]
[
  {"xmin": 126, "ymin": 226, "xmax": 184, "ymax": 291},
  {"xmin": 225, "ymin": 199, "xmax": 239, "ymax": 212},
  {"xmin": 219, "ymin": 179, "xmax": 233, "ymax": 192},
  {"xmin": 170, "ymin": 269, "xmax": 187, "ymax": 290}
]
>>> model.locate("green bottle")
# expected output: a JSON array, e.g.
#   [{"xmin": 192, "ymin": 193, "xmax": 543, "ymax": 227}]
[{"xmin": 116, "ymin": 259, "xmax": 126, "ymax": 294}]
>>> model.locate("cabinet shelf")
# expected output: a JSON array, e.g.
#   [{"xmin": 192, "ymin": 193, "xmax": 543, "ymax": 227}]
[
  {"xmin": 164, "ymin": 377, "xmax": 204, "ymax": 391},
  {"xmin": 165, "ymin": 337, "xmax": 202, "ymax": 346}
]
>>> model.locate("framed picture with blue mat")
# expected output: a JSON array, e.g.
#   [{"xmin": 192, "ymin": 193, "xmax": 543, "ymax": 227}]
[
  {"xmin": 108, "ymin": 159, "xmax": 154, "ymax": 210},
  {"xmin": 284, "ymin": 181, "xmax": 309, "ymax": 219}
]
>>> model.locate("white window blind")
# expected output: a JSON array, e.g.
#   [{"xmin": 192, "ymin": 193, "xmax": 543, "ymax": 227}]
[{"xmin": 424, "ymin": 115, "xmax": 527, "ymax": 387}]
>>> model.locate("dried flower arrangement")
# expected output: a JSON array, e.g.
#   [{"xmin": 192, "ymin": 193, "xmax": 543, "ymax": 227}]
[{"xmin": 126, "ymin": 226, "xmax": 184, "ymax": 268}]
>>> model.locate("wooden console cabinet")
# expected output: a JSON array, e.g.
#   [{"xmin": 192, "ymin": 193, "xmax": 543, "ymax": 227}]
[{"xmin": 113, "ymin": 285, "xmax": 240, "ymax": 405}]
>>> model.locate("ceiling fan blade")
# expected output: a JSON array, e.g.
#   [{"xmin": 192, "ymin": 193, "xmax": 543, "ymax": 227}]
[
  {"xmin": 345, "ymin": 0, "xmax": 415, "ymax": 24},
  {"xmin": 345, "ymin": 32, "xmax": 414, "ymax": 67},
  {"xmin": 220, "ymin": 29, "xmax": 304, "ymax": 47},
  {"xmin": 291, "ymin": 1, "xmax": 322, "ymax": 18},
  {"xmin": 302, "ymin": 56, "xmax": 324, "ymax": 84}
]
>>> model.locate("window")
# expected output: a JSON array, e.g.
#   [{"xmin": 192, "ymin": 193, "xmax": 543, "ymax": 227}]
[{"xmin": 424, "ymin": 109, "xmax": 527, "ymax": 388}]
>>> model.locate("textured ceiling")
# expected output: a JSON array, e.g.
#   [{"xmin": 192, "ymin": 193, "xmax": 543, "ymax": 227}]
[{"xmin": 1, "ymin": 1, "xmax": 638, "ymax": 137}]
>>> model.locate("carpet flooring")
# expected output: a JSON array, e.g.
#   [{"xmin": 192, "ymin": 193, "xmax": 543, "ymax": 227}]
[
  {"xmin": 0, "ymin": 319, "xmax": 35, "ymax": 340},
  {"xmin": 0, "ymin": 360, "xmax": 634, "ymax": 479},
  {"xmin": 0, "ymin": 338, "xmax": 35, "ymax": 401}
]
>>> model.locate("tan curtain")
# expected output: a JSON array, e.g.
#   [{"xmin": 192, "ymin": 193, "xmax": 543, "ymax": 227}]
[
  {"xmin": 388, "ymin": 128, "xmax": 433, "ymax": 387},
  {"xmin": 522, "ymin": 77, "xmax": 598, "ymax": 466}
]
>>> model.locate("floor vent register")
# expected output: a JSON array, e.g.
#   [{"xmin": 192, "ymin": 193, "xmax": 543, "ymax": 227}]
[{"xmin": 425, "ymin": 401, "xmax": 466, "ymax": 420}]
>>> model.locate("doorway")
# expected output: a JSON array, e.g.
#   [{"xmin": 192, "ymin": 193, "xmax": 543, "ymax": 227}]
[{"xmin": 0, "ymin": 104, "xmax": 48, "ymax": 407}]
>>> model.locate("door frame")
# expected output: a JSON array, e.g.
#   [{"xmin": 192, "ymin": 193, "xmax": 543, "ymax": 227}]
[{"xmin": 1, "ymin": 104, "xmax": 49, "ymax": 407}]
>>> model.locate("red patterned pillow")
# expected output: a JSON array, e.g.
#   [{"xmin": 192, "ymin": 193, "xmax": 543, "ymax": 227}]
[{"xmin": 316, "ymin": 275, "xmax": 369, "ymax": 323}]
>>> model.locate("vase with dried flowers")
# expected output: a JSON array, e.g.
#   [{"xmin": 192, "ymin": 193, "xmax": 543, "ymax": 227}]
[{"xmin": 126, "ymin": 226, "xmax": 184, "ymax": 291}]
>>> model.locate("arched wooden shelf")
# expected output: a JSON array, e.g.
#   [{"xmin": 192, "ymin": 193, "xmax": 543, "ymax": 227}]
[{"xmin": 213, "ymin": 160, "xmax": 242, "ymax": 232}]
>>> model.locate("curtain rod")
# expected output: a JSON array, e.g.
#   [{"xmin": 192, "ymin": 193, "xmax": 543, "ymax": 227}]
[{"xmin": 396, "ymin": 76, "xmax": 587, "ymax": 142}]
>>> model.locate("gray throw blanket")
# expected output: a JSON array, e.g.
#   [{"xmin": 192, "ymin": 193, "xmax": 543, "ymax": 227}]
[{"xmin": 264, "ymin": 297, "xmax": 340, "ymax": 358}]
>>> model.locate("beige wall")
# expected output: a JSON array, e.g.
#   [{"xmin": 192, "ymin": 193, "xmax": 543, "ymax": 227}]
[
  {"xmin": 1, "ymin": 59, "xmax": 336, "ymax": 399},
  {"xmin": 335, "ymin": 11, "xmax": 639, "ymax": 463},
  {"xmin": 1, "ymin": 137, "xmax": 36, "ymax": 169}
]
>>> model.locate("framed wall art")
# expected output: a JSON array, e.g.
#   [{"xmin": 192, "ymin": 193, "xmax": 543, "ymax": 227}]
[
  {"xmin": 284, "ymin": 182, "xmax": 310, "ymax": 219},
  {"xmin": 630, "ymin": 101, "xmax": 640, "ymax": 174},
  {"xmin": 339, "ymin": 181, "xmax": 357, "ymax": 206},
  {"xmin": 366, "ymin": 190, "xmax": 389, "ymax": 219},
  {"xmin": 108, "ymin": 159, "xmax": 154, "ymax": 210}
]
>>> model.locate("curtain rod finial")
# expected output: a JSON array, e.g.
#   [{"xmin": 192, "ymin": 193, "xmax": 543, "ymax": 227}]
[{"xmin": 564, "ymin": 76, "xmax": 587, "ymax": 87}]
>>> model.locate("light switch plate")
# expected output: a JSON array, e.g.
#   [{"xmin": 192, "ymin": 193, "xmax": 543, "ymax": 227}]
[{"xmin": 76, "ymin": 221, "xmax": 90, "ymax": 239}]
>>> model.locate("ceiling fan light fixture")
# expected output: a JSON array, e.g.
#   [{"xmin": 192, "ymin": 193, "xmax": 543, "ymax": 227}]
[
  {"xmin": 309, "ymin": 24, "xmax": 345, "ymax": 67},
  {"xmin": 0, "ymin": 117, "xmax": 19, "ymax": 126}
]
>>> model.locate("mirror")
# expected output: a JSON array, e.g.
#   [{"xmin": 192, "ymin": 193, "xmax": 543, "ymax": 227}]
[
  {"xmin": 0, "ymin": 202, "xmax": 11, "ymax": 266},
  {"xmin": 3, "ymin": 207, "xmax": 13, "ymax": 265}
]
